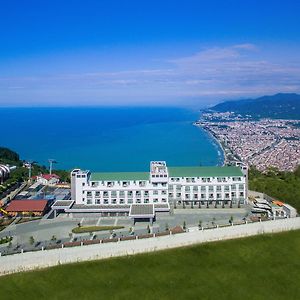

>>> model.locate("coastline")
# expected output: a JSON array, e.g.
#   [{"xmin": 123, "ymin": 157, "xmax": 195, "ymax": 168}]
[{"xmin": 199, "ymin": 125, "xmax": 226, "ymax": 166}]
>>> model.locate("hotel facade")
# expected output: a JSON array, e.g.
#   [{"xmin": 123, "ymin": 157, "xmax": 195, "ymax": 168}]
[{"xmin": 54, "ymin": 161, "xmax": 248, "ymax": 219}]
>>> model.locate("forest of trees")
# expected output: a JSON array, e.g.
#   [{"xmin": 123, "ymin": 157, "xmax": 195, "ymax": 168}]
[{"xmin": 249, "ymin": 167, "xmax": 300, "ymax": 212}]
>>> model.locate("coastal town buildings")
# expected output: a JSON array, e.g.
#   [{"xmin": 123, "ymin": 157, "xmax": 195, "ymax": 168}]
[
  {"xmin": 196, "ymin": 114, "xmax": 300, "ymax": 172},
  {"xmin": 51, "ymin": 161, "xmax": 248, "ymax": 220}
]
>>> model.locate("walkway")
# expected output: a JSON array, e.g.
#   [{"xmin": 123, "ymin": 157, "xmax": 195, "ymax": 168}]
[{"xmin": 0, "ymin": 217, "xmax": 299, "ymax": 276}]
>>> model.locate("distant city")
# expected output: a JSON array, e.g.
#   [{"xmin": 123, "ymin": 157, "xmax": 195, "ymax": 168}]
[{"xmin": 195, "ymin": 111, "xmax": 300, "ymax": 172}]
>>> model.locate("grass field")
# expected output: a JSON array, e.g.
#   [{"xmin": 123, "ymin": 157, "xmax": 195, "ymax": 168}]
[
  {"xmin": 72, "ymin": 225, "xmax": 124, "ymax": 233},
  {"xmin": 1, "ymin": 230, "xmax": 300, "ymax": 299}
]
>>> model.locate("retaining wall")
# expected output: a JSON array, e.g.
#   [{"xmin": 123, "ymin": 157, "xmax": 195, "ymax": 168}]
[{"xmin": 1, "ymin": 217, "xmax": 300, "ymax": 276}]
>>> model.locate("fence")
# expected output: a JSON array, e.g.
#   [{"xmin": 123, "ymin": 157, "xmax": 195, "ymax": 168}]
[{"xmin": 0, "ymin": 217, "xmax": 300, "ymax": 276}]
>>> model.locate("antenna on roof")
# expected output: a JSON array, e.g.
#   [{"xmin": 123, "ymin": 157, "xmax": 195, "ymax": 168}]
[{"xmin": 48, "ymin": 159, "xmax": 57, "ymax": 175}]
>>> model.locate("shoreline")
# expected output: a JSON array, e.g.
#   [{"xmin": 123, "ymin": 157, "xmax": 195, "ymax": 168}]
[{"xmin": 193, "ymin": 122, "xmax": 226, "ymax": 166}]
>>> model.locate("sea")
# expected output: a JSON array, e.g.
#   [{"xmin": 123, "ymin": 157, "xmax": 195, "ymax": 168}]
[{"xmin": 0, "ymin": 107, "xmax": 223, "ymax": 171}]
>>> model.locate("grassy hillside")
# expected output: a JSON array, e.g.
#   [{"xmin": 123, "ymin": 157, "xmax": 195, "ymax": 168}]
[
  {"xmin": 1, "ymin": 230, "xmax": 300, "ymax": 300},
  {"xmin": 249, "ymin": 167, "xmax": 300, "ymax": 213}
]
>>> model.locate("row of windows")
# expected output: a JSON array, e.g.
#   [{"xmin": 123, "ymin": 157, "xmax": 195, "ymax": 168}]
[
  {"xmin": 89, "ymin": 181, "xmax": 168, "ymax": 188},
  {"xmin": 169, "ymin": 176, "xmax": 242, "ymax": 183},
  {"xmin": 169, "ymin": 184, "xmax": 245, "ymax": 192},
  {"xmin": 84, "ymin": 190, "xmax": 167, "ymax": 197},
  {"xmin": 169, "ymin": 191, "xmax": 244, "ymax": 199},
  {"xmin": 84, "ymin": 198, "xmax": 168, "ymax": 205}
]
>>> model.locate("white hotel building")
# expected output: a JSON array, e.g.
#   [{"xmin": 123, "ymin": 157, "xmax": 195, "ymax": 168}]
[{"xmin": 53, "ymin": 161, "xmax": 248, "ymax": 221}]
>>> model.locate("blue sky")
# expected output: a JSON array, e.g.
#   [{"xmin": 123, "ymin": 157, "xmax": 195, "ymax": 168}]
[{"xmin": 1, "ymin": 0, "xmax": 300, "ymax": 107}]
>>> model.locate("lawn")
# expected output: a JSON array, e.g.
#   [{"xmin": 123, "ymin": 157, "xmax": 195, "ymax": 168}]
[
  {"xmin": 1, "ymin": 230, "xmax": 300, "ymax": 300},
  {"xmin": 72, "ymin": 225, "xmax": 124, "ymax": 233}
]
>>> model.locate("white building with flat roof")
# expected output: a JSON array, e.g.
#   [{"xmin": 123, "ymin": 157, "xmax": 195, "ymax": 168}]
[{"xmin": 60, "ymin": 161, "xmax": 248, "ymax": 220}]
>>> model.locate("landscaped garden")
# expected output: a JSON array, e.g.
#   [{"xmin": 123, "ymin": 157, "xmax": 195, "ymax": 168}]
[
  {"xmin": 1, "ymin": 230, "xmax": 299, "ymax": 299},
  {"xmin": 71, "ymin": 225, "xmax": 124, "ymax": 234}
]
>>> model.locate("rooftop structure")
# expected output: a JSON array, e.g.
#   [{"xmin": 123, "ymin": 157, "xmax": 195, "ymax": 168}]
[{"xmin": 6, "ymin": 200, "xmax": 48, "ymax": 216}]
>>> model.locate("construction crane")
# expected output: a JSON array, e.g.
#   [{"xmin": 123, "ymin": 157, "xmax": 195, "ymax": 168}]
[{"xmin": 48, "ymin": 159, "xmax": 57, "ymax": 175}]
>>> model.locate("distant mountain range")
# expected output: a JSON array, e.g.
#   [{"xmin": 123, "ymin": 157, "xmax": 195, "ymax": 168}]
[{"xmin": 210, "ymin": 93, "xmax": 300, "ymax": 119}]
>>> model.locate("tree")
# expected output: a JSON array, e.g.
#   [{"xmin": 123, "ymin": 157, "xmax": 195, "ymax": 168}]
[
  {"xmin": 183, "ymin": 221, "xmax": 186, "ymax": 230},
  {"xmin": 198, "ymin": 219, "xmax": 202, "ymax": 229},
  {"xmin": 229, "ymin": 215, "xmax": 234, "ymax": 225},
  {"xmin": 51, "ymin": 235, "xmax": 57, "ymax": 242},
  {"xmin": 147, "ymin": 225, "xmax": 151, "ymax": 234},
  {"xmin": 165, "ymin": 223, "xmax": 169, "ymax": 231},
  {"xmin": 29, "ymin": 236, "xmax": 35, "ymax": 245}
]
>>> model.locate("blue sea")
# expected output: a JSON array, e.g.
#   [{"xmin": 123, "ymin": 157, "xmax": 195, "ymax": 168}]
[{"xmin": 0, "ymin": 107, "xmax": 223, "ymax": 171}]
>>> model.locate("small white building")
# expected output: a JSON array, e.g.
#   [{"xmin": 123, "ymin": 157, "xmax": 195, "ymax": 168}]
[{"xmin": 34, "ymin": 174, "xmax": 60, "ymax": 186}]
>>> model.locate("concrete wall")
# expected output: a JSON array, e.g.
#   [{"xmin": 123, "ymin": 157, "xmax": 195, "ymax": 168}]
[{"xmin": 1, "ymin": 217, "xmax": 300, "ymax": 276}]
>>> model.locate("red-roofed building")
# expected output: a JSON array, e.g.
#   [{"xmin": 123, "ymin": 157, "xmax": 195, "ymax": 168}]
[
  {"xmin": 6, "ymin": 200, "xmax": 49, "ymax": 216},
  {"xmin": 33, "ymin": 173, "xmax": 60, "ymax": 186}
]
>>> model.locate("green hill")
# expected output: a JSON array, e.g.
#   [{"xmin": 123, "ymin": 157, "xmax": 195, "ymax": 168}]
[
  {"xmin": 1, "ymin": 230, "xmax": 300, "ymax": 300},
  {"xmin": 211, "ymin": 93, "xmax": 300, "ymax": 119}
]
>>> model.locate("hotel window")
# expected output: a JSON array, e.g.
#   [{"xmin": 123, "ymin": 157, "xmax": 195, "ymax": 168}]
[
  {"xmin": 123, "ymin": 181, "xmax": 129, "ymax": 187},
  {"xmin": 119, "ymin": 191, "xmax": 125, "ymax": 197},
  {"xmin": 95, "ymin": 191, "xmax": 100, "ymax": 197},
  {"xmin": 107, "ymin": 182, "xmax": 113, "ymax": 187},
  {"xmin": 239, "ymin": 184, "xmax": 244, "ymax": 190},
  {"xmin": 162, "ymin": 183, "xmax": 167, "ymax": 187},
  {"xmin": 185, "ymin": 194, "xmax": 190, "ymax": 199},
  {"xmin": 162, "ymin": 190, "xmax": 167, "ymax": 195},
  {"xmin": 225, "ymin": 193, "xmax": 229, "ymax": 198},
  {"xmin": 201, "ymin": 186, "xmax": 206, "ymax": 192},
  {"xmin": 207, "ymin": 178, "xmax": 211, "ymax": 183},
  {"xmin": 231, "ymin": 185, "xmax": 236, "ymax": 190},
  {"xmin": 224, "ymin": 186, "xmax": 229, "ymax": 191},
  {"xmin": 153, "ymin": 190, "xmax": 158, "ymax": 195},
  {"xmin": 208, "ymin": 186, "xmax": 214, "ymax": 192},
  {"xmin": 87, "ymin": 199, "xmax": 92, "ymax": 204},
  {"xmin": 193, "ymin": 186, "xmax": 198, "ymax": 191},
  {"xmin": 87, "ymin": 191, "xmax": 92, "ymax": 197},
  {"xmin": 139, "ymin": 181, "xmax": 146, "ymax": 187},
  {"xmin": 201, "ymin": 194, "xmax": 206, "ymax": 199},
  {"xmin": 216, "ymin": 186, "xmax": 221, "ymax": 191},
  {"xmin": 120, "ymin": 199, "xmax": 125, "ymax": 204},
  {"xmin": 217, "ymin": 193, "xmax": 221, "ymax": 199},
  {"xmin": 104, "ymin": 199, "xmax": 109, "ymax": 204},
  {"xmin": 112, "ymin": 199, "xmax": 117, "ymax": 204},
  {"xmin": 82, "ymin": 183, "xmax": 85, "ymax": 186},
  {"xmin": 176, "ymin": 193, "xmax": 181, "ymax": 197},
  {"xmin": 194, "ymin": 194, "xmax": 198, "ymax": 199},
  {"xmin": 217, "ymin": 178, "xmax": 221, "ymax": 182},
  {"xmin": 96, "ymin": 199, "xmax": 101, "ymax": 204},
  {"xmin": 169, "ymin": 192, "xmax": 173, "ymax": 197},
  {"xmin": 222, "ymin": 177, "xmax": 226, "ymax": 182},
  {"xmin": 127, "ymin": 199, "xmax": 133, "ymax": 204},
  {"xmin": 202, "ymin": 178, "xmax": 207, "ymax": 182},
  {"xmin": 128, "ymin": 191, "xmax": 133, "ymax": 197},
  {"xmin": 153, "ymin": 198, "xmax": 158, "ymax": 203},
  {"xmin": 240, "ymin": 192, "xmax": 244, "ymax": 197},
  {"xmin": 144, "ymin": 199, "xmax": 149, "ymax": 203},
  {"xmin": 103, "ymin": 191, "xmax": 109, "ymax": 197},
  {"xmin": 162, "ymin": 198, "xmax": 167, "ymax": 202},
  {"xmin": 185, "ymin": 186, "xmax": 190, "ymax": 192},
  {"xmin": 176, "ymin": 185, "xmax": 181, "ymax": 190},
  {"xmin": 136, "ymin": 199, "xmax": 141, "ymax": 203},
  {"xmin": 209, "ymin": 193, "xmax": 214, "ymax": 199},
  {"xmin": 144, "ymin": 191, "xmax": 149, "ymax": 196}
]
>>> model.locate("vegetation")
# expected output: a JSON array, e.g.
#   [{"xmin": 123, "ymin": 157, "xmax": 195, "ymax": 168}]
[
  {"xmin": 249, "ymin": 166, "xmax": 300, "ymax": 212},
  {"xmin": 72, "ymin": 225, "xmax": 124, "ymax": 234},
  {"xmin": 211, "ymin": 92, "xmax": 300, "ymax": 119},
  {"xmin": 0, "ymin": 147, "xmax": 20, "ymax": 164},
  {"xmin": 1, "ymin": 230, "xmax": 300, "ymax": 299},
  {"xmin": 0, "ymin": 236, "xmax": 13, "ymax": 244}
]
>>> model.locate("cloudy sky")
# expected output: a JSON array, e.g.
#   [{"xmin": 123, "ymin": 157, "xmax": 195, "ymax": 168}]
[{"xmin": 1, "ymin": 0, "xmax": 300, "ymax": 107}]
